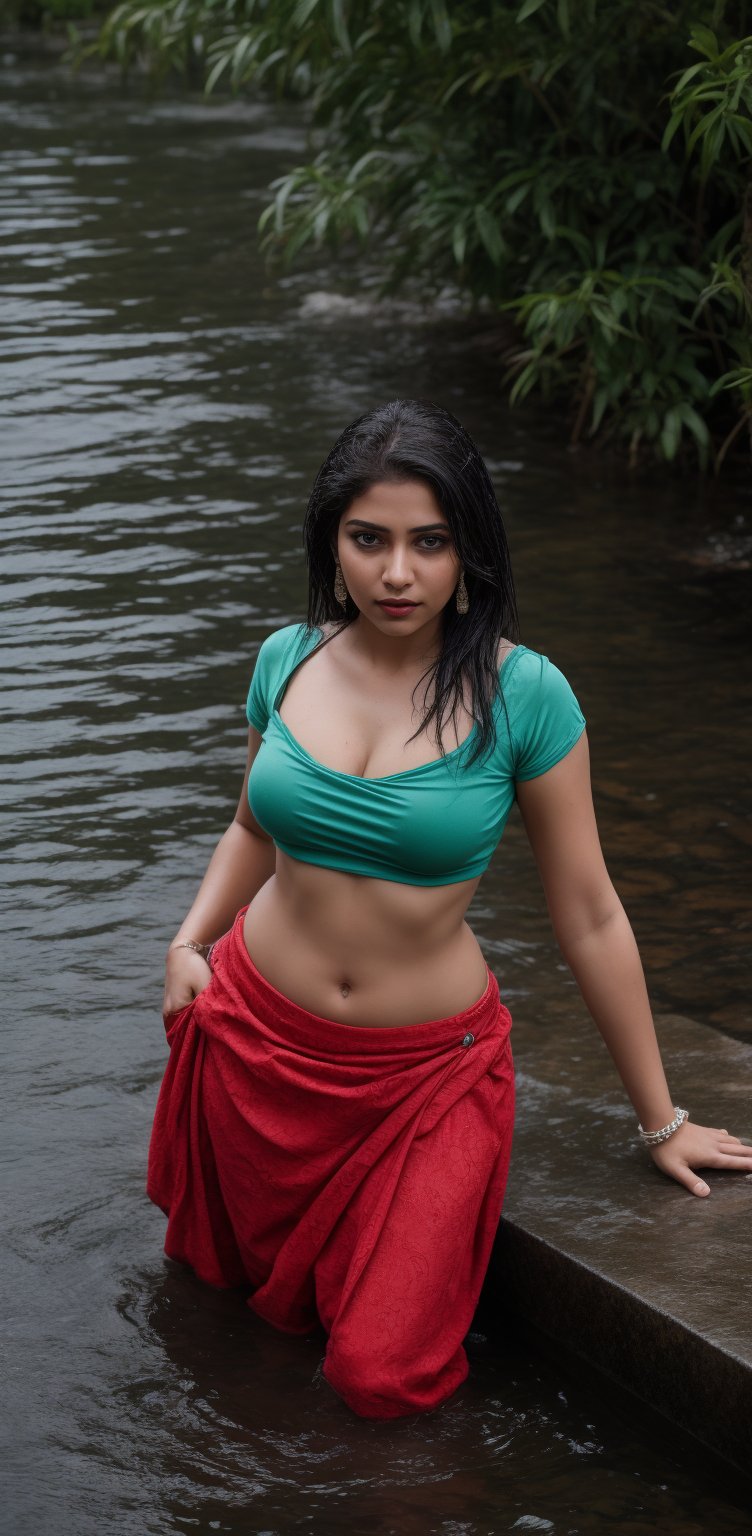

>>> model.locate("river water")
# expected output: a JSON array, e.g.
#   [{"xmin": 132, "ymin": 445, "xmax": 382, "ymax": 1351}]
[{"xmin": 2, "ymin": 39, "xmax": 751, "ymax": 1536}]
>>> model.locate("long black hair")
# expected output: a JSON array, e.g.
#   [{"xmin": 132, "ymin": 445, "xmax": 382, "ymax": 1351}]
[{"xmin": 300, "ymin": 398, "xmax": 520, "ymax": 769}]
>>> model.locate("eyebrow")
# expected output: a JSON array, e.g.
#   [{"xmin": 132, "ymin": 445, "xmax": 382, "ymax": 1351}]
[{"xmin": 345, "ymin": 519, "xmax": 450, "ymax": 533}]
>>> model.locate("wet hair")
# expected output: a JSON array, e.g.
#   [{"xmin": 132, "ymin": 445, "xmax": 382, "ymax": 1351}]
[{"xmin": 300, "ymin": 397, "xmax": 520, "ymax": 769}]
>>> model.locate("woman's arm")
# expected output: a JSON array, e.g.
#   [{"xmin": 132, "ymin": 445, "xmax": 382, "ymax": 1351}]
[
  {"xmin": 163, "ymin": 726, "xmax": 276, "ymax": 1012},
  {"xmin": 515, "ymin": 730, "xmax": 752, "ymax": 1196}
]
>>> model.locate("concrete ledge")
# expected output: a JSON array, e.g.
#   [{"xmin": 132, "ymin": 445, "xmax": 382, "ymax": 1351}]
[{"xmin": 483, "ymin": 1010, "xmax": 752, "ymax": 1476}]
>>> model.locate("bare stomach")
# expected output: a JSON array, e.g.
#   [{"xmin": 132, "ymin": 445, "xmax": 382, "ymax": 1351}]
[{"xmin": 241, "ymin": 850, "xmax": 489, "ymax": 1027}]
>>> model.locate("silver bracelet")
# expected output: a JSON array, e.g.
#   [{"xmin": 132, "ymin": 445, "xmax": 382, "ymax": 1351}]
[
  {"xmin": 170, "ymin": 939, "xmax": 213, "ymax": 961},
  {"xmin": 638, "ymin": 1107, "xmax": 689, "ymax": 1145}
]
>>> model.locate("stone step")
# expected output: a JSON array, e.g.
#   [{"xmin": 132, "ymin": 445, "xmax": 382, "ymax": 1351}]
[{"xmin": 483, "ymin": 1010, "xmax": 752, "ymax": 1477}]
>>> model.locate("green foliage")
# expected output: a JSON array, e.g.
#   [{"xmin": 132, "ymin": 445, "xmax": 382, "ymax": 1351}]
[{"xmin": 81, "ymin": 0, "xmax": 752, "ymax": 468}]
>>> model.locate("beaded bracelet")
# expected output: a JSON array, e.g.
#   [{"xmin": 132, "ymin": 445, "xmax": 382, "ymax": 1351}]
[{"xmin": 638, "ymin": 1107, "xmax": 688, "ymax": 1145}]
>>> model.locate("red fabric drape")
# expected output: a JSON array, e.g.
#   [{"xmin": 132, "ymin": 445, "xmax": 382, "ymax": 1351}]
[{"xmin": 148, "ymin": 906, "xmax": 515, "ymax": 1419}]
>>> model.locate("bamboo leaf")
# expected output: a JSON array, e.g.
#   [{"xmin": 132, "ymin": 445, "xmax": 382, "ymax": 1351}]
[
  {"xmin": 205, "ymin": 51, "xmax": 230, "ymax": 92},
  {"xmin": 688, "ymin": 25, "xmax": 720, "ymax": 61},
  {"xmin": 590, "ymin": 386, "xmax": 610, "ymax": 432},
  {"xmin": 676, "ymin": 402, "xmax": 710, "ymax": 443},
  {"xmin": 661, "ymin": 109, "xmax": 684, "ymax": 153},
  {"xmin": 429, "ymin": 0, "xmax": 453, "ymax": 53},
  {"xmin": 292, "ymin": 0, "xmax": 321, "ymax": 28},
  {"xmin": 330, "ymin": 0, "xmax": 352, "ymax": 55},
  {"xmin": 517, "ymin": 0, "xmax": 547, "ymax": 22},
  {"xmin": 660, "ymin": 407, "xmax": 682, "ymax": 460},
  {"xmin": 671, "ymin": 60, "xmax": 708, "ymax": 95},
  {"xmin": 474, "ymin": 204, "xmax": 504, "ymax": 263},
  {"xmin": 506, "ymin": 182, "xmax": 531, "ymax": 213},
  {"xmin": 687, "ymin": 102, "xmax": 723, "ymax": 156},
  {"xmin": 407, "ymin": 0, "xmax": 423, "ymax": 49},
  {"xmin": 556, "ymin": 0, "xmax": 570, "ymax": 39}
]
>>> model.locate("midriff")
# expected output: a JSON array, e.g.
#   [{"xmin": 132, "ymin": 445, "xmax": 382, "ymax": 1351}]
[{"xmin": 241, "ymin": 849, "xmax": 489, "ymax": 1027}]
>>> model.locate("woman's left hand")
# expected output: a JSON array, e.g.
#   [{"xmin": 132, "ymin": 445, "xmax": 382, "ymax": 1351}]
[{"xmin": 647, "ymin": 1119, "xmax": 752, "ymax": 1196}]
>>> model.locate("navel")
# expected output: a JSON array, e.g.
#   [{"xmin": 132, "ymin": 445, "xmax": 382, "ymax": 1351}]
[{"xmin": 339, "ymin": 981, "xmax": 352, "ymax": 999}]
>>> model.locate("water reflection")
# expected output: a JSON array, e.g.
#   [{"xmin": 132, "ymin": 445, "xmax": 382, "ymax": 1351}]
[{"xmin": 106, "ymin": 1263, "xmax": 750, "ymax": 1534}]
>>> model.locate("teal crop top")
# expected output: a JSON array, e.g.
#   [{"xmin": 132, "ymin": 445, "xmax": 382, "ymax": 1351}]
[{"xmin": 246, "ymin": 623, "xmax": 586, "ymax": 887}]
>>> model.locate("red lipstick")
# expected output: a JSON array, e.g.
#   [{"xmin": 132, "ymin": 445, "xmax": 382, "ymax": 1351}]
[{"xmin": 376, "ymin": 601, "xmax": 419, "ymax": 618}]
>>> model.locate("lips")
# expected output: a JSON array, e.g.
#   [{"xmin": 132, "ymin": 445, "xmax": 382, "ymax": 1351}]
[{"xmin": 377, "ymin": 601, "xmax": 418, "ymax": 609}]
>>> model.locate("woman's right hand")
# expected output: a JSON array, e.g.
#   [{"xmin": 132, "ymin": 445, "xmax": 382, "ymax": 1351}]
[{"xmin": 163, "ymin": 945, "xmax": 213, "ymax": 1016}]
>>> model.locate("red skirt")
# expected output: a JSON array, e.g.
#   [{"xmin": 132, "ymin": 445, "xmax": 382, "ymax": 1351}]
[{"xmin": 147, "ymin": 906, "xmax": 515, "ymax": 1419}]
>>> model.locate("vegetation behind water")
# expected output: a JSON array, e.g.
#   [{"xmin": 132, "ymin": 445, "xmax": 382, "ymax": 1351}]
[{"xmin": 18, "ymin": 0, "xmax": 752, "ymax": 471}]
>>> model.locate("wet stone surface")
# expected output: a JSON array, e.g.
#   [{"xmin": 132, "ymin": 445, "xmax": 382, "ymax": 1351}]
[{"xmin": 490, "ymin": 1008, "xmax": 752, "ymax": 1475}]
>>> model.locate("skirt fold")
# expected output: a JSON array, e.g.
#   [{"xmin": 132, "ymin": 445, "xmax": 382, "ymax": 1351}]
[{"xmin": 147, "ymin": 906, "xmax": 515, "ymax": 1418}]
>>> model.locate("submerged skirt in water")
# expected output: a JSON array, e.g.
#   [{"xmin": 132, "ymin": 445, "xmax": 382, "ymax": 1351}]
[{"xmin": 147, "ymin": 905, "xmax": 516, "ymax": 1419}]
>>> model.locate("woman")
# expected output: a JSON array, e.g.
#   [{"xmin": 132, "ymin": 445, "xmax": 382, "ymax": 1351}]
[{"xmin": 150, "ymin": 398, "xmax": 752, "ymax": 1421}]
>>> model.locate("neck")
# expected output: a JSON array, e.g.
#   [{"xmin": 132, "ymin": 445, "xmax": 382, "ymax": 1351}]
[{"xmin": 348, "ymin": 612, "xmax": 444, "ymax": 673}]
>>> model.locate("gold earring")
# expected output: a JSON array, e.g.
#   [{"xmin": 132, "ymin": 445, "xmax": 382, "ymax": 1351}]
[
  {"xmin": 334, "ymin": 560, "xmax": 349, "ymax": 609},
  {"xmin": 455, "ymin": 570, "xmax": 469, "ymax": 614}
]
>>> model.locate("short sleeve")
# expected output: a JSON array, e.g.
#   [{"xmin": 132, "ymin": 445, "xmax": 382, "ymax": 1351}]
[
  {"xmin": 512, "ymin": 651, "xmax": 586, "ymax": 781},
  {"xmin": 245, "ymin": 623, "xmax": 311, "ymax": 732},
  {"xmin": 246, "ymin": 636, "xmax": 275, "ymax": 732}
]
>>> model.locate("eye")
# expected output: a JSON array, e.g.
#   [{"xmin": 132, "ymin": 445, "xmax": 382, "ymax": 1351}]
[{"xmin": 350, "ymin": 532, "xmax": 449, "ymax": 550}]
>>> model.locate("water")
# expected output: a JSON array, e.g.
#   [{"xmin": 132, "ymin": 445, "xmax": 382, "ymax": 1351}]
[{"xmin": 2, "ymin": 38, "xmax": 751, "ymax": 1536}]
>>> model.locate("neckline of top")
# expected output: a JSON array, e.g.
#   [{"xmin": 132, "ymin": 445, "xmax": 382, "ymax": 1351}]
[{"xmin": 271, "ymin": 632, "xmax": 528, "ymax": 784}]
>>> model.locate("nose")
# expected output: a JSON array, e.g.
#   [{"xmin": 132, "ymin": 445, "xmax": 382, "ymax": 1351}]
[{"xmin": 382, "ymin": 543, "xmax": 414, "ymax": 588}]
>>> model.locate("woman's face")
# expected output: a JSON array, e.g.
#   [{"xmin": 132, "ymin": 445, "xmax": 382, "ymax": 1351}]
[{"xmin": 334, "ymin": 479, "xmax": 461, "ymax": 632}]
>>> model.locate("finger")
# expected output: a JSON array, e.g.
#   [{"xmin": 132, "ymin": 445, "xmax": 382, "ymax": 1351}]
[
  {"xmin": 690, "ymin": 1150, "xmax": 752, "ymax": 1171},
  {"xmin": 669, "ymin": 1166, "xmax": 710, "ymax": 1196}
]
